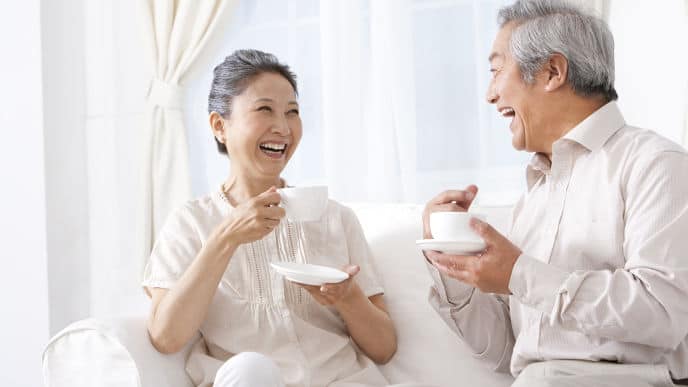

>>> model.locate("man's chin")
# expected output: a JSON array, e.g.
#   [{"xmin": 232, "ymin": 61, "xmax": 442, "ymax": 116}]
[{"xmin": 511, "ymin": 135, "xmax": 526, "ymax": 151}]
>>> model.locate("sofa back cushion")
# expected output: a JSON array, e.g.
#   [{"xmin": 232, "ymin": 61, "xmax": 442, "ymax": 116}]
[{"xmin": 348, "ymin": 203, "xmax": 514, "ymax": 387}]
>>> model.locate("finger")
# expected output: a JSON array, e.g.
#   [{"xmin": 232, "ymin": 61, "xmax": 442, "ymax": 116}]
[
  {"xmin": 464, "ymin": 185, "xmax": 479, "ymax": 207},
  {"xmin": 470, "ymin": 218, "xmax": 502, "ymax": 246},
  {"xmin": 255, "ymin": 190, "xmax": 282, "ymax": 206},
  {"xmin": 430, "ymin": 254, "xmax": 476, "ymax": 272},
  {"xmin": 262, "ymin": 205, "xmax": 286, "ymax": 220},
  {"xmin": 433, "ymin": 202, "xmax": 467, "ymax": 213},
  {"xmin": 435, "ymin": 263, "xmax": 472, "ymax": 283},
  {"xmin": 259, "ymin": 218, "xmax": 280, "ymax": 229},
  {"xmin": 341, "ymin": 265, "xmax": 360, "ymax": 276},
  {"xmin": 423, "ymin": 249, "xmax": 442, "ymax": 263},
  {"xmin": 431, "ymin": 188, "xmax": 477, "ymax": 207}
]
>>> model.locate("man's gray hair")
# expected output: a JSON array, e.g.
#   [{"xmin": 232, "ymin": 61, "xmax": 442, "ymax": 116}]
[{"xmin": 498, "ymin": 0, "xmax": 618, "ymax": 101}]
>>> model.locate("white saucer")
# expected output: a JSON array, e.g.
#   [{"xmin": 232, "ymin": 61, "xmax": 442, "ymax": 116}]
[
  {"xmin": 270, "ymin": 262, "xmax": 349, "ymax": 286},
  {"xmin": 415, "ymin": 239, "xmax": 486, "ymax": 255}
]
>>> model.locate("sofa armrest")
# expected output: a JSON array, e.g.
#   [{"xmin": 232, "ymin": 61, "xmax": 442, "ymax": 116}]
[{"xmin": 43, "ymin": 317, "xmax": 196, "ymax": 387}]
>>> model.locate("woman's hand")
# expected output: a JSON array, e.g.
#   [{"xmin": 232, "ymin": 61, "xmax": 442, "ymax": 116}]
[
  {"xmin": 297, "ymin": 265, "xmax": 362, "ymax": 307},
  {"xmin": 208, "ymin": 187, "xmax": 285, "ymax": 251}
]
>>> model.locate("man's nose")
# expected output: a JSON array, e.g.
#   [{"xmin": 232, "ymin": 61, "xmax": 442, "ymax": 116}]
[{"xmin": 486, "ymin": 81, "xmax": 498, "ymax": 104}]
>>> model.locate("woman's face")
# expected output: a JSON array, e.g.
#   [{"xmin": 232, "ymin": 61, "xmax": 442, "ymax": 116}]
[{"xmin": 220, "ymin": 72, "xmax": 302, "ymax": 180}]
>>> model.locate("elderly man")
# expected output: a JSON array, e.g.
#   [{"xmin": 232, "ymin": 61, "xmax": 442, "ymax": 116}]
[{"xmin": 422, "ymin": 1, "xmax": 688, "ymax": 386}]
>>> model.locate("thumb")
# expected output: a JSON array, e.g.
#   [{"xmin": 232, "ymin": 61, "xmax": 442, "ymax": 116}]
[
  {"xmin": 470, "ymin": 217, "xmax": 501, "ymax": 245},
  {"xmin": 255, "ymin": 186, "xmax": 279, "ymax": 203},
  {"xmin": 465, "ymin": 185, "xmax": 479, "ymax": 207},
  {"xmin": 342, "ymin": 265, "xmax": 360, "ymax": 276}
]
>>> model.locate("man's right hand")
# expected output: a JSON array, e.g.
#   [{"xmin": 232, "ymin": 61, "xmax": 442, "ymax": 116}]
[{"xmin": 422, "ymin": 185, "xmax": 479, "ymax": 239}]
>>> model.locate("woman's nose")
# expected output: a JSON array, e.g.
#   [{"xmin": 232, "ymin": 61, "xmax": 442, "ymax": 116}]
[{"xmin": 272, "ymin": 116, "xmax": 291, "ymax": 135}]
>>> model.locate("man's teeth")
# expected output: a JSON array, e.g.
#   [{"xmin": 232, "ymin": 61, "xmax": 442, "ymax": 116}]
[
  {"xmin": 500, "ymin": 108, "xmax": 515, "ymax": 117},
  {"xmin": 260, "ymin": 143, "xmax": 287, "ymax": 152}
]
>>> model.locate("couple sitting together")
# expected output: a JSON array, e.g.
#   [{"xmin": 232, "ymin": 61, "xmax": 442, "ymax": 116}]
[{"xmin": 141, "ymin": 1, "xmax": 688, "ymax": 386}]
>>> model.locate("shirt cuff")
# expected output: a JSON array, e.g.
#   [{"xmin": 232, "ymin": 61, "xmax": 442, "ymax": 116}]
[
  {"xmin": 423, "ymin": 252, "xmax": 475, "ymax": 307},
  {"xmin": 508, "ymin": 254, "xmax": 569, "ymax": 314}
]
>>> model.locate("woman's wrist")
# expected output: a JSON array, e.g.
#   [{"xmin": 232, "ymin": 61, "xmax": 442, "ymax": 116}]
[
  {"xmin": 202, "ymin": 235, "xmax": 239, "ymax": 264},
  {"xmin": 333, "ymin": 282, "xmax": 366, "ymax": 311}
]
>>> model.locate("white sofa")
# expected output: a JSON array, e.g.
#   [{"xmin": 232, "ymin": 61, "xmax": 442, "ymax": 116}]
[{"xmin": 42, "ymin": 204, "xmax": 515, "ymax": 387}]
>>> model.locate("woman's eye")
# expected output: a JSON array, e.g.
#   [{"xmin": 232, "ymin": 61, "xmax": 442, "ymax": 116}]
[
  {"xmin": 287, "ymin": 109, "xmax": 300, "ymax": 115},
  {"xmin": 258, "ymin": 106, "xmax": 272, "ymax": 112}
]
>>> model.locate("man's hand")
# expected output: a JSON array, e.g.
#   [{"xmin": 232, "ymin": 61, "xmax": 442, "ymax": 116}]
[
  {"xmin": 426, "ymin": 217, "xmax": 522, "ymax": 294},
  {"xmin": 423, "ymin": 185, "xmax": 479, "ymax": 239}
]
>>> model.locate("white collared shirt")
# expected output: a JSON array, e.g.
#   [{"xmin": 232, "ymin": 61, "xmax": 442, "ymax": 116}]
[{"xmin": 426, "ymin": 102, "xmax": 688, "ymax": 378}]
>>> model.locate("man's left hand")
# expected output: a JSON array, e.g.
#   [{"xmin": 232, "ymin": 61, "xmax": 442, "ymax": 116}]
[{"xmin": 426, "ymin": 218, "xmax": 522, "ymax": 294}]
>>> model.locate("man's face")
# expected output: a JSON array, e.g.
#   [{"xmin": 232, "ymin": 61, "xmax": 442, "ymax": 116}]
[{"xmin": 486, "ymin": 22, "xmax": 549, "ymax": 153}]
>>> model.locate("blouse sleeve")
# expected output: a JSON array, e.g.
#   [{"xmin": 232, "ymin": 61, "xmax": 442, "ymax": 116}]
[
  {"xmin": 340, "ymin": 205, "xmax": 385, "ymax": 297},
  {"xmin": 141, "ymin": 203, "xmax": 203, "ymax": 291}
]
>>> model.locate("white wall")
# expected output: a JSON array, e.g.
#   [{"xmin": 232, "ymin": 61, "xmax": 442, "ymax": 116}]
[
  {"xmin": 41, "ymin": 0, "xmax": 91, "ymax": 335},
  {"xmin": 610, "ymin": 0, "xmax": 688, "ymax": 144},
  {"xmin": 0, "ymin": 0, "xmax": 50, "ymax": 385}
]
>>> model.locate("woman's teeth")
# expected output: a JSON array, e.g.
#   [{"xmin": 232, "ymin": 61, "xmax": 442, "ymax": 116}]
[{"xmin": 259, "ymin": 143, "xmax": 287, "ymax": 155}]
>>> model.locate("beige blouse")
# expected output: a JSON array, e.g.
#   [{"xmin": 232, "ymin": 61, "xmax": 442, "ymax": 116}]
[{"xmin": 142, "ymin": 190, "xmax": 390, "ymax": 387}]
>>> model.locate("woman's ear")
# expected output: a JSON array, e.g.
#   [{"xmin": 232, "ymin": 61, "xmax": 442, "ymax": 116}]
[
  {"xmin": 209, "ymin": 111, "xmax": 226, "ymax": 144},
  {"xmin": 543, "ymin": 53, "xmax": 568, "ymax": 92}
]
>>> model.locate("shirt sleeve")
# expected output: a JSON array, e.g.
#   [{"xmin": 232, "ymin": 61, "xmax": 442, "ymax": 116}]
[
  {"xmin": 340, "ymin": 205, "xmax": 385, "ymax": 298},
  {"xmin": 141, "ymin": 203, "xmax": 203, "ymax": 291},
  {"xmin": 509, "ymin": 150, "xmax": 688, "ymax": 350},
  {"xmin": 425, "ymin": 255, "xmax": 514, "ymax": 373}
]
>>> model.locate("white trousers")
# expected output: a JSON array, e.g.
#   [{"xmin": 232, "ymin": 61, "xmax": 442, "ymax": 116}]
[
  {"xmin": 213, "ymin": 352, "xmax": 285, "ymax": 387},
  {"xmin": 512, "ymin": 360, "xmax": 679, "ymax": 387}
]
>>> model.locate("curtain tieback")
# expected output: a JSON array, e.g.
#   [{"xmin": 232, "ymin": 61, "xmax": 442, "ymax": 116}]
[{"xmin": 146, "ymin": 78, "xmax": 183, "ymax": 109}]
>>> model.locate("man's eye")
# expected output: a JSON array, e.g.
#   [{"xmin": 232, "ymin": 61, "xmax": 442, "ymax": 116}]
[
  {"xmin": 258, "ymin": 106, "xmax": 272, "ymax": 112},
  {"xmin": 287, "ymin": 109, "xmax": 300, "ymax": 115}
]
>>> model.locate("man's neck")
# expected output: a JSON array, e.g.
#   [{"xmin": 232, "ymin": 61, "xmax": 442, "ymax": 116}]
[{"xmin": 542, "ymin": 96, "xmax": 608, "ymax": 160}]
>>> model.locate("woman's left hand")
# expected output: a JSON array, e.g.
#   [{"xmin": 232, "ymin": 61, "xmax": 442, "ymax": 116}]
[{"xmin": 296, "ymin": 265, "xmax": 361, "ymax": 306}]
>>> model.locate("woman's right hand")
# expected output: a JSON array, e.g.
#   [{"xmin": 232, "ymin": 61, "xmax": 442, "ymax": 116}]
[{"xmin": 210, "ymin": 187, "xmax": 286, "ymax": 249}]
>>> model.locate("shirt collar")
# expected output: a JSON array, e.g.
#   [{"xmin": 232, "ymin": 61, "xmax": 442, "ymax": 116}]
[
  {"xmin": 525, "ymin": 101, "xmax": 625, "ymax": 189},
  {"xmin": 561, "ymin": 101, "xmax": 626, "ymax": 152}
]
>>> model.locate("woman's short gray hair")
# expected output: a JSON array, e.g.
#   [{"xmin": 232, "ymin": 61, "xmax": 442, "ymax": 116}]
[
  {"xmin": 498, "ymin": 0, "xmax": 618, "ymax": 101},
  {"xmin": 208, "ymin": 49, "xmax": 298, "ymax": 154}
]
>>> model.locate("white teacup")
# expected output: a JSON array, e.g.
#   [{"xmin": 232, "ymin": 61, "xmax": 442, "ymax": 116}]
[
  {"xmin": 277, "ymin": 186, "xmax": 329, "ymax": 222},
  {"xmin": 430, "ymin": 211, "xmax": 486, "ymax": 241}
]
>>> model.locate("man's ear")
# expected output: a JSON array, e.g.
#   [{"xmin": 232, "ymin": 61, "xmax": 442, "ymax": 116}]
[
  {"xmin": 209, "ymin": 111, "xmax": 227, "ymax": 143},
  {"xmin": 543, "ymin": 53, "xmax": 568, "ymax": 92}
]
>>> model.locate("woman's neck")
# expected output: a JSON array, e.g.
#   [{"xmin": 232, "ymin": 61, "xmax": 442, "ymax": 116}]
[{"xmin": 223, "ymin": 173, "xmax": 284, "ymax": 204}]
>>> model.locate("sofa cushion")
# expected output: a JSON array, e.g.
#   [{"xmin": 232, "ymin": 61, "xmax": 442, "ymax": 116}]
[
  {"xmin": 43, "ymin": 318, "xmax": 194, "ymax": 387},
  {"xmin": 349, "ymin": 203, "xmax": 514, "ymax": 387}
]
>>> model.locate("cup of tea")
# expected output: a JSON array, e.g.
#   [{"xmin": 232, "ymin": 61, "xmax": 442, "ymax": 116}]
[
  {"xmin": 429, "ymin": 211, "xmax": 487, "ymax": 241},
  {"xmin": 277, "ymin": 186, "xmax": 329, "ymax": 222}
]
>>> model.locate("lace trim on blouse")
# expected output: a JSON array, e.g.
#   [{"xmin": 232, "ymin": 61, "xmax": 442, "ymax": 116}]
[{"xmin": 218, "ymin": 188, "xmax": 311, "ymax": 306}]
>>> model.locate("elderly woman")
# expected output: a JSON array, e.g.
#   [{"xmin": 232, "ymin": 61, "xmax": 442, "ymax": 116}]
[{"xmin": 142, "ymin": 49, "xmax": 399, "ymax": 387}]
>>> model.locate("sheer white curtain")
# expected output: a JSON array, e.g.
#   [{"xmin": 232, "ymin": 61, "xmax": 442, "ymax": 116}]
[
  {"xmin": 138, "ymin": 0, "xmax": 239, "ymax": 274},
  {"xmin": 185, "ymin": 0, "xmax": 687, "ymax": 210},
  {"xmin": 320, "ymin": 0, "xmax": 417, "ymax": 202},
  {"xmin": 186, "ymin": 0, "xmax": 526, "ymax": 206},
  {"xmin": 80, "ymin": 0, "xmax": 240, "ymax": 319}
]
